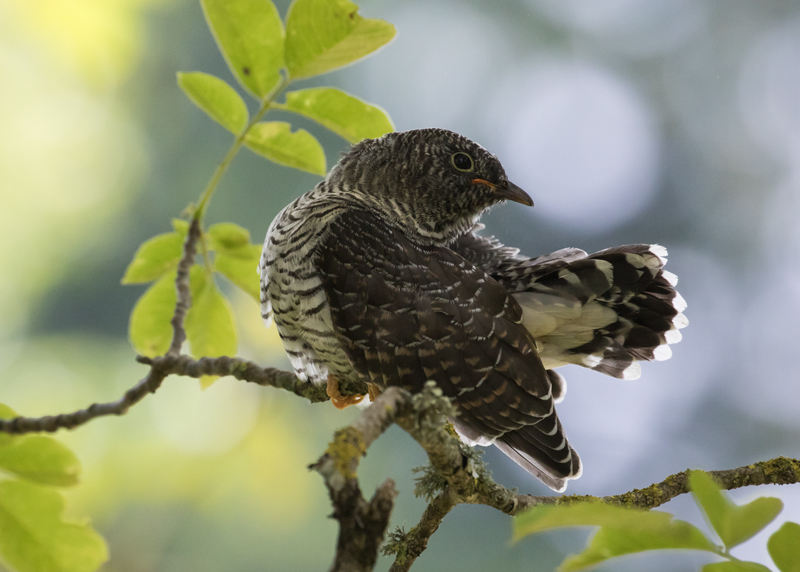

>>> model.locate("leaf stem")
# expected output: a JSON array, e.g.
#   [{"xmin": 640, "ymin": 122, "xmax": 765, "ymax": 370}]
[{"xmin": 193, "ymin": 75, "xmax": 292, "ymax": 221}]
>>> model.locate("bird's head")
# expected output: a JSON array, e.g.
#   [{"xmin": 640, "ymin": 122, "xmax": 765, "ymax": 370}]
[{"xmin": 327, "ymin": 128, "xmax": 532, "ymax": 244}]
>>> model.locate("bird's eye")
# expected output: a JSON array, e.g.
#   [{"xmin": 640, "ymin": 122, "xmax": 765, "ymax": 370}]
[{"xmin": 452, "ymin": 152, "xmax": 474, "ymax": 172}]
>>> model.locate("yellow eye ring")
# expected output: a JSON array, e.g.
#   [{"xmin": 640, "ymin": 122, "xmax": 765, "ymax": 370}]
[{"xmin": 452, "ymin": 152, "xmax": 474, "ymax": 172}]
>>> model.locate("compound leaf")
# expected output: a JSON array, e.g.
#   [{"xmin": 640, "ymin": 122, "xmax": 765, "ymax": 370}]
[
  {"xmin": 284, "ymin": 0, "xmax": 395, "ymax": 80},
  {"xmin": 177, "ymin": 72, "xmax": 249, "ymax": 133},
  {"xmin": 129, "ymin": 270, "xmax": 177, "ymax": 357},
  {"xmin": 121, "ymin": 232, "xmax": 184, "ymax": 285},
  {"xmin": 245, "ymin": 121, "xmax": 325, "ymax": 175},
  {"xmin": 278, "ymin": 87, "xmax": 393, "ymax": 143},
  {"xmin": 690, "ymin": 471, "xmax": 783, "ymax": 549},
  {"xmin": 768, "ymin": 522, "xmax": 800, "ymax": 572},
  {"xmin": 185, "ymin": 268, "xmax": 237, "ymax": 387},
  {"xmin": 208, "ymin": 222, "xmax": 252, "ymax": 253},
  {"xmin": 201, "ymin": 0, "xmax": 285, "ymax": 97},
  {"xmin": 0, "ymin": 480, "xmax": 107, "ymax": 572},
  {"xmin": 215, "ymin": 245, "xmax": 262, "ymax": 303},
  {"xmin": 702, "ymin": 561, "xmax": 773, "ymax": 572}
]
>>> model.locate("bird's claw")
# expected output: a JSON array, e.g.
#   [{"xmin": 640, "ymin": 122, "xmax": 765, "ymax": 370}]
[{"xmin": 326, "ymin": 375, "xmax": 366, "ymax": 409}]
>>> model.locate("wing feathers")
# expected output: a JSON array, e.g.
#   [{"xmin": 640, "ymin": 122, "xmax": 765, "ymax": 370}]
[{"xmin": 319, "ymin": 210, "xmax": 580, "ymax": 489}]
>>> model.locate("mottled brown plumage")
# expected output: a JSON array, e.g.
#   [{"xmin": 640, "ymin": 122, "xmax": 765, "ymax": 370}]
[{"xmin": 259, "ymin": 128, "xmax": 686, "ymax": 491}]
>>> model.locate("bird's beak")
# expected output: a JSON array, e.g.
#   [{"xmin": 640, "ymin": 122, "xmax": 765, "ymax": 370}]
[{"xmin": 472, "ymin": 179, "xmax": 534, "ymax": 207}]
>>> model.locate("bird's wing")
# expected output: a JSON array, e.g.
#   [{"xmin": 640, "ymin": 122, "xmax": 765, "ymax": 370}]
[{"xmin": 318, "ymin": 210, "xmax": 581, "ymax": 491}]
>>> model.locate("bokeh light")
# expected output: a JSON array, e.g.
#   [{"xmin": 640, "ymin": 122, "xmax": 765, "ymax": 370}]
[{"xmin": 485, "ymin": 60, "xmax": 660, "ymax": 233}]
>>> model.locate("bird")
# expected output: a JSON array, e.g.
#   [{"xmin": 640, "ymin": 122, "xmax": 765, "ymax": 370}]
[{"xmin": 258, "ymin": 128, "xmax": 687, "ymax": 492}]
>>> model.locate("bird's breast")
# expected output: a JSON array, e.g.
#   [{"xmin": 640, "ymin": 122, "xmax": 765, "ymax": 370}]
[{"xmin": 259, "ymin": 190, "xmax": 355, "ymax": 384}]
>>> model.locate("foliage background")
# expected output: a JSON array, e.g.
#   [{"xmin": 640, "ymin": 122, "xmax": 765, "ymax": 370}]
[{"xmin": 2, "ymin": 0, "xmax": 800, "ymax": 570}]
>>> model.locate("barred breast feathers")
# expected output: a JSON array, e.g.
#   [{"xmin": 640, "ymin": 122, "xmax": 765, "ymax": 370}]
[{"xmin": 257, "ymin": 182, "xmax": 351, "ymax": 384}]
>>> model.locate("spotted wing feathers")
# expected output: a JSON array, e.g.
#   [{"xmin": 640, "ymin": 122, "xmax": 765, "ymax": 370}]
[{"xmin": 318, "ymin": 211, "xmax": 581, "ymax": 490}]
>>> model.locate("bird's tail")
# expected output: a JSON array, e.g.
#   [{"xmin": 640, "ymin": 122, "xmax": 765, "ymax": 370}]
[{"xmin": 501, "ymin": 244, "xmax": 688, "ymax": 380}]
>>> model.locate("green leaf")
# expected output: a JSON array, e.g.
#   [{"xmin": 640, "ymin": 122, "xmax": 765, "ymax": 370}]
[
  {"xmin": 562, "ymin": 522, "xmax": 718, "ymax": 571},
  {"xmin": 515, "ymin": 502, "xmax": 699, "ymax": 539},
  {"xmin": 208, "ymin": 222, "xmax": 252, "ymax": 253},
  {"xmin": 0, "ymin": 406, "xmax": 81, "ymax": 487},
  {"xmin": 690, "ymin": 470, "xmax": 784, "ymax": 549},
  {"xmin": 215, "ymin": 245, "xmax": 262, "ymax": 302},
  {"xmin": 172, "ymin": 218, "xmax": 189, "ymax": 236},
  {"xmin": 121, "ymin": 232, "xmax": 184, "ymax": 284},
  {"xmin": 284, "ymin": 0, "xmax": 396, "ymax": 80},
  {"xmin": 702, "ymin": 561, "xmax": 773, "ymax": 572},
  {"xmin": 201, "ymin": 0, "xmax": 285, "ymax": 98},
  {"xmin": 0, "ymin": 480, "xmax": 108, "ymax": 572},
  {"xmin": 0, "ymin": 437, "xmax": 81, "ymax": 487},
  {"xmin": 768, "ymin": 522, "xmax": 800, "ymax": 572},
  {"xmin": 129, "ymin": 270, "xmax": 177, "ymax": 357},
  {"xmin": 185, "ymin": 267, "xmax": 237, "ymax": 388},
  {"xmin": 0, "ymin": 405, "xmax": 17, "ymax": 447},
  {"xmin": 245, "ymin": 121, "xmax": 326, "ymax": 175},
  {"xmin": 515, "ymin": 504, "xmax": 715, "ymax": 571},
  {"xmin": 177, "ymin": 72, "xmax": 249, "ymax": 134},
  {"xmin": 277, "ymin": 87, "xmax": 393, "ymax": 143}
]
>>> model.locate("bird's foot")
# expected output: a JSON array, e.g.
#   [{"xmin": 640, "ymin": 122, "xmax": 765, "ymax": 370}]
[
  {"xmin": 367, "ymin": 383, "xmax": 382, "ymax": 402},
  {"xmin": 326, "ymin": 375, "xmax": 365, "ymax": 409}
]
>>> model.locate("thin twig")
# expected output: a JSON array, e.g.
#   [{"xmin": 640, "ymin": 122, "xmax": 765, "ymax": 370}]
[
  {"xmin": 0, "ymin": 360, "xmax": 173, "ymax": 433},
  {"xmin": 386, "ymin": 491, "xmax": 457, "ymax": 572},
  {"xmin": 0, "ymin": 355, "xmax": 362, "ymax": 434},
  {"xmin": 168, "ymin": 218, "xmax": 201, "ymax": 356}
]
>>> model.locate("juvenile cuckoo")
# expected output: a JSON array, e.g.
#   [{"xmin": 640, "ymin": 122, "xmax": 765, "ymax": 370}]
[{"xmin": 258, "ymin": 128, "xmax": 687, "ymax": 492}]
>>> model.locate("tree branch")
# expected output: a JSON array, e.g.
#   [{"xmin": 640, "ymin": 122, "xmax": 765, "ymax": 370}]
[
  {"xmin": 311, "ymin": 387, "xmax": 409, "ymax": 572},
  {"xmin": 378, "ymin": 383, "xmax": 800, "ymax": 567},
  {"xmin": 384, "ymin": 490, "xmax": 457, "ymax": 572},
  {"xmin": 0, "ymin": 355, "xmax": 360, "ymax": 434},
  {"xmin": 168, "ymin": 217, "xmax": 201, "ymax": 356},
  {"xmin": 0, "ymin": 216, "xmax": 205, "ymax": 434},
  {"xmin": 1, "ymin": 343, "xmax": 797, "ymax": 572}
]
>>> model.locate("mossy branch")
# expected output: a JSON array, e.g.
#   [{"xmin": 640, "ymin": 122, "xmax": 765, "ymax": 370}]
[{"xmin": 311, "ymin": 388, "xmax": 409, "ymax": 572}]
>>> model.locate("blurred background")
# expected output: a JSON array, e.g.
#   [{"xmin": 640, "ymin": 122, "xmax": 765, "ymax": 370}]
[{"xmin": 1, "ymin": 0, "xmax": 800, "ymax": 570}]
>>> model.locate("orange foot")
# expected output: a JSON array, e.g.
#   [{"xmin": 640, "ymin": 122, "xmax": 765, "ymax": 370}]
[{"xmin": 326, "ymin": 374, "xmax": 366, "ymax": 409}]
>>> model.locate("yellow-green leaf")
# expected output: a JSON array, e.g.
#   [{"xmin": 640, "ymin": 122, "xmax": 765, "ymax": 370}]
[
  {"xmin": 129, "ymin": 270, "xmax": 177, "ymax": 357},
  {"xmin": 201, "ymin": 0, "xmax": 285, "ymax": 97},
  {"xmin": 690, "ymin": 470, "xmax": 784, "ymax": 549},
  {"xmin": 177, "ymin": 72, "xmax": 249, "ymax": 134},
  {"xmin": 515, "ymin": 503, "xmax": 715, "ymax": 571},
  {"xmin": 208, "ymin": 222, "xmax": 252, "ymax": 253},
  {"xmin": 768, "ymin": 522, "xmax": 800, "ymax": 572},
  {"xmin": 121, "ymin": 232, "xmax": 184, "ymax": 284},
  {"xmin": 215, "ymin": 245, "xmax": 262, "ymax": 302},
  {"xmin": 277, "ymin": 87, "xmax": 393, "ymax": 143},
  {"xmin": 172, "ymin": 218, "xmax": 189, "ymax": 236},
  {"xmin": 185, "ymin": 267, "xmax": 237, "ymax": 360},
  {"xmin": 0, "ymin": 404, "xmax": 17, "ymax": 447},
  {"xmin": 562, "ymin": 520, "xmax": 718, "ymax": 571},
  {"xmin": 0, "ymin": 480, "xmax": 108, "ymax": 572},
  {"xmin": 284, "ymin": 0, "xmax": 395, "ymax": 80},
  {"xmin": 245, "ymin": 121, "xmax": 325, "ymax": 175},
  {"xmin": 702, "ymin": 562, "xmax": 773, "ymax": 572},
  {"xmin": 185, "ymin": 268, "xmax": 238, "ymax": 388},
  {"xmin": 0, "ymin": 437, "xmax": 81, "ymax": 488}
]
